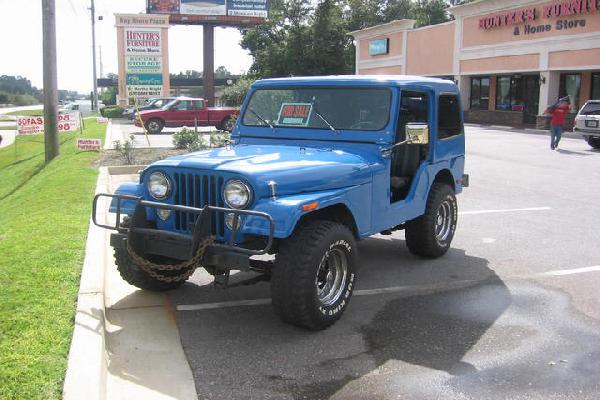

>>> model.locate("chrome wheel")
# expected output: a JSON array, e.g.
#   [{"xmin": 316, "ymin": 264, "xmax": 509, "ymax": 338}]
[
  {"xmin": 315, "ymin": 248, "xmax": 348, "ymax": 306},
  {"xmin": 435, "ymin": 199, "xmax": 453, "ymax": 243},
  {"xmin": 223, "ymin": 118, "xmax": 235, "ymax": 132},
  {"xmin": 148, "ymin": 121, "xmax": 160, "ymax": 132}
]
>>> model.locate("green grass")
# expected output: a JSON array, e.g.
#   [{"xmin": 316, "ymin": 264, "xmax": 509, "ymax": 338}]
[
  {"xmin": 0, "ymin": 122, "xmax": 104, "ymax": 399},
  {"xmin": 6, "ymin": 109, "xmax": 44, "ymax": 116}
]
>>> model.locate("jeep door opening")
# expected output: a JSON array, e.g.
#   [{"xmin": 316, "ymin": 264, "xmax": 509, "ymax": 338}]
[{"xmin": 93, "ymin": 75, "xmax": 468, "ymax": 330}]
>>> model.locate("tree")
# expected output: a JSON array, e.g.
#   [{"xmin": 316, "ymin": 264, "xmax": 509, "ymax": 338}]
[
  {"xmin": 220, "ymin": 77, "xmax": 255, "ymax": 106},
  {"xmin": 215, "ymin": 66, "xmax": 232, "ymax": 78}
]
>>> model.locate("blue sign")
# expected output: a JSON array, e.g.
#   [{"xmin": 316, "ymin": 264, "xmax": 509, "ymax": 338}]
[
  {"xmin": 126, "ymin": 73, "xmax": 163, "ymax": 86},
  {"xmin": 369, "ymin": 39, "xmax": 389, "ymax": 56}
]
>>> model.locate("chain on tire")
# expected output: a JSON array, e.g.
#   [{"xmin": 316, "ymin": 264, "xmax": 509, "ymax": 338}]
[{"xmin": 126, "ymin": 236, "xmax": 214, "ymax": 283}]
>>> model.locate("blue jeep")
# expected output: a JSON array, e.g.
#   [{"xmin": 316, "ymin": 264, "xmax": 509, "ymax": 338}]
[{"xmin": 93, "ymin": 76, "xmax": 468, "ymax": 330}]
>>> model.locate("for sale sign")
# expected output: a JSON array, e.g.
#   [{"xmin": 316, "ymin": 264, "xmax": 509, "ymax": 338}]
[
  {"xmin": 277, "ymin": 103, "xmax": 313, "ymax": 127},
  {"xmin": 17, "ymin": 116, "xmax": 44, "ymax": 135},
  {"xmin": 77, "ymin": 138, "xmax": 102, "ymax": 151},
  {"xmin": 58, "ymin": 112, "xmax": 81, "ymax": 133}
]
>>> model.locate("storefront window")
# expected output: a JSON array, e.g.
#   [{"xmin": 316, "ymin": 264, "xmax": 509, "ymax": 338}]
[
  {"xmin": 470, "ymin": 77, "xmax": 490, "ymax": 110},
  {"xmin": 591, "ymin": 72, "xmax": 600, "ymax": 100},
  {"xmin": 495, "ymin": 75, "xmax": 539, "ymax": 115},
  {"xmin": 495, "ymin": 76, "xmax": 515, "ymax": 111},
  {"xmin": 559, "ymin": 73, "xmax": 581, "ymax": 111}
]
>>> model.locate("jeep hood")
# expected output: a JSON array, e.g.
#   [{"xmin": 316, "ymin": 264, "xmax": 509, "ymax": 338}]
[{"xmin": 151, "ymin": 144, "xmax": 372, "ymax": 197}]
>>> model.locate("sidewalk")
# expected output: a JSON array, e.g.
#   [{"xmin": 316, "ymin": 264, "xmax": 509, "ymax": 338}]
[
  {"xmin": 63, "ymin": 168, "xmax": 198, "ymax": 400},
  {"xmin": 465, "ymin": 123, "xmax": 580, "ymax": 139},
  {"xmin": 104, "ymin": 119, "xmax": 217, "ymax": 150}
]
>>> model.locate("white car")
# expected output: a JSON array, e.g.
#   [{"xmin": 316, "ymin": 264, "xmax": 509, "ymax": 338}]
[{"xmin": 573, "ymin": 100, "xmax": 600, "ymax": 149}]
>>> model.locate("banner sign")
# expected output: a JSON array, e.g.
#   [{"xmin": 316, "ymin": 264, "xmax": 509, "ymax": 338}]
[
  {"xmin": 277, "ymin": 103, "xmax": 313, "ymax": 127},
  {"xmin": 147, "ymin": 0, "xmax": 180, "ymax": 13},
  {"xmin": 125, "ymin": 28, "xmax": 161, "ymax": 55},
  {"xmin": 126, "ymin": 73, "xmax": 163, "ymax": 86},
  {"xmin": 77, "ymin": 138, "xmax": 102, "ymax": 151},
  {"xmin": 97, "ymin": 117, "xmax": 109, "ymax": 124},
  {"xmin": 127, "ymin": 85, "xmax": 163, "ymax": 98},
  {"xmin": 57, "ymin": 112, "xmax": 81, "ymax": 132},
  {"xmin": 227, "ymin": 0, "xmax": 268, "ymax": 17},
  {"xmin": 16, "ymin": 113, "xmax": 81, "ymax": 135},
  {"xmin": 126, "ymin": 55, "xmax": 162, "ymax": 73},
  {"xmin": 148, "ymin": 0, "xmax": 269, "ymax": 19},
  {"xmin": 17, "ymin": 116, "xmax": 44, "ymax": 135}
]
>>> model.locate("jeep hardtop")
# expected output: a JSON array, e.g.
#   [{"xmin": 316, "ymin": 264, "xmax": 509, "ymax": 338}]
[{"xmin": 93, "ymin": 75, "xmax": 468, "ymax": 330}]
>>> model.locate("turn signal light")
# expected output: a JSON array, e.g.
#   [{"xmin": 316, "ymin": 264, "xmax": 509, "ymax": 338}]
[{"xmin": 302, "ymin": 202, "xmax": 319, "ymax": 212}]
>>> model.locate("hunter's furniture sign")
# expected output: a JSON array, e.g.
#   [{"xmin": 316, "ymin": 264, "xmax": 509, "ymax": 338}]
[{"xmin": 116, "ymin": 14, "xmax": 170, "ymax": 105}]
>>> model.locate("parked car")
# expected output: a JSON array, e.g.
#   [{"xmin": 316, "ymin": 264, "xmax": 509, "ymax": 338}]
[
  {"xmin": 134, "ymin": 97, "xmax": 239, "ymax": 133},
  {"xmin": 573, "ymin": 100, "xmax": 600, "ymax": 149},
  {"xmin": 93, "ymin": 76, "xmax": 468, "ymax": 330},
  {"xmin": 123, "ymin": 97, "xmax": 176, "ymax": 120}
]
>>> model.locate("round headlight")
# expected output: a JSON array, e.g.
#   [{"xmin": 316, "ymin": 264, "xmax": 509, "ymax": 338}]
[
  {"xmin": 147, "ymin": 171, "xmax": 171, "ymax": 200},
  {"xmin": 223, "ymin": 180, "xmax": 252, "ymax": 209}
]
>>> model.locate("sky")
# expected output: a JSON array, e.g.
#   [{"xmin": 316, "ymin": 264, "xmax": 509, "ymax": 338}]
[{"xmin": 0, "ymin": 0, "xmax": 253, "ymax": 93}]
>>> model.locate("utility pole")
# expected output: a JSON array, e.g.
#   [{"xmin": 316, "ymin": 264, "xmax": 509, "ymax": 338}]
[
  {"xmin": 42, "ymin": 0, "xmax": 59, "ymax": 162},
  {"xmin": 203, "ymin": 24, "xmax": 215, "ymax": 107},
  {"xmin": 90, "ymin": 0, "xmax": 99, "ymax": 111}
]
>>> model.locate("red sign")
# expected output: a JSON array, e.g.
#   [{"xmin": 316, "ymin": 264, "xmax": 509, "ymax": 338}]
[
  {"xmin": 479, "ymin": 0, "xmax": 599, "ymax": 30},
  {"xmin": 77, "ymin": 138, "xmax": 102, "ymax": 151},
  {"xmin": 17, "ymin": 116, "xmax": 44, "ymax": 135},
  {"xmin": 278, "ymin": 103, "xmax": 313, "ymax": 126}
]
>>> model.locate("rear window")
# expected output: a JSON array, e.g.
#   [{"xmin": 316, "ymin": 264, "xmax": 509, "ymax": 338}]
[
  {"xmin": 580, "ymin": 103, "xmax": 600, "ymax": 115},
  {"xmin": 242, "ymin": 87, "xmax": 392, "ymax": 131}
]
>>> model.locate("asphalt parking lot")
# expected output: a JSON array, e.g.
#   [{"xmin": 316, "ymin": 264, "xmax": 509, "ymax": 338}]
[{"xmin": 167, "ymin": 126, "xmax": 600, "ymax": 400}]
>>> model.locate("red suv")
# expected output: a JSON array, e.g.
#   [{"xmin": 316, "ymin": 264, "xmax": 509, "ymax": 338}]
[{"xmin": 135, "ymin": 97, "xmax": 239, "ymax": 133}]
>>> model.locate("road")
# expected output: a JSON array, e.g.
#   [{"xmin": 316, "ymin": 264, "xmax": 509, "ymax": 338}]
[{"xmin": 164, "ymin": 126, "xmax": 600, "ymax": 400}]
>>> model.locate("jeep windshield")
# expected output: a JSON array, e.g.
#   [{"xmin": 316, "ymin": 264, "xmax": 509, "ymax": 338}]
[{"xmin": 242, "ymin": 87, "xmax": 392, "ymax": 131}]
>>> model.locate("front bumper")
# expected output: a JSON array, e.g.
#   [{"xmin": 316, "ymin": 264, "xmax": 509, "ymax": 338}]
[{"xmin": 93, "ymin": 193, "xmax": 275, "ymax": 271}]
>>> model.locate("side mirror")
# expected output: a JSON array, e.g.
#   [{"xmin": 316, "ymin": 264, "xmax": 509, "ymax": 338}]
[{"xmin": 405, "ymin": 123, "xmax": 429, "ymax": 145}]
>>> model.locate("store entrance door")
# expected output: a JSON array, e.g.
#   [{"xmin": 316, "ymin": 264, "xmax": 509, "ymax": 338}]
[{"xmin": 523, "ymin": 75, "xmax": 540, "ymax": 124}]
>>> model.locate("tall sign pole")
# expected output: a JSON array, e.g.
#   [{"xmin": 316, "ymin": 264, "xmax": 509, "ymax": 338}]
[
  {"xmin": 42, "ymin": 0, "xmax": 59, "ymax": 162},
  {"xmin": 203, "ymin": 25, "xmax": 215, "ymax": 107},
  {"xmin": 90, "ymin": 0, "xmax": 99, "ymax": 111}
]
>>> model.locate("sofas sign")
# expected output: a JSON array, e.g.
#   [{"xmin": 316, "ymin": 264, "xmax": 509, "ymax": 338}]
[{"xmin": 478, "ymin": 0, "xmax": 598, "ymax": 35}]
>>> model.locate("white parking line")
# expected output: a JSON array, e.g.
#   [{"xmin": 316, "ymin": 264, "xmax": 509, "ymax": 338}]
[
  {"xmin": 459, "ymin": 207, "xmax": 552, "ymax": 215},
  {"xmin": 176, "ymin": 279, "xmax": 484, "ymax": 312},
  {"xmin": 541, "ymin": 265, "xmax": 600, "ymax": 276}
]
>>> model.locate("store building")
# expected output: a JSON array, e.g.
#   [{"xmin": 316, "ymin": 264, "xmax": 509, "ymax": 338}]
[{"xmin": 350, "ymin": 0, "xmax": 600, "ymax": 128}]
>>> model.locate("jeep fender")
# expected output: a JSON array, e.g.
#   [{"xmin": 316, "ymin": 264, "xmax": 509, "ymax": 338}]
[
  {"xmin": 242, "ymin": 184, "xmax": 370, "ymax": 239},
  {"xmin": 108, "ymin": 182, "xmax": 143, "ymax": 215}
]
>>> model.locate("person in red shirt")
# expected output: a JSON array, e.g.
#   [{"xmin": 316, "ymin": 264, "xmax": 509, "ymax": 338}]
[{"xmin": 545, "ymin": 96, "xmax": 571, "ymax": 150}]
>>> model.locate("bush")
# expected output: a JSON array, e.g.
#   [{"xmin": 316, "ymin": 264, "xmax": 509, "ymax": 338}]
[
  {"xmin": 220, "ymin": 77, "xmax": 254, "ymax": 107},
  {"xmin": 113, "ymin": 134, "xmax": 136, "ymax": 164},
  {"xmin": 100, "ymin": 105, "xmax": 125, "ymax": 118},
  {"xmin": 173, "ymin": 128, "xmax": 203, "ymax": 151}
]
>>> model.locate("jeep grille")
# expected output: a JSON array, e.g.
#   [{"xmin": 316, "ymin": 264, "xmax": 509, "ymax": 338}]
[{"xmin": 173, "ymin": 172, "xmax": 225, "ymax": 238}]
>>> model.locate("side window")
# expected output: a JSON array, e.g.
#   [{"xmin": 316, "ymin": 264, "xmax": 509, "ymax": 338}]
[
  {"xmin": 397, "ymin": 91, "xmax": 429, "ymax": 142},
  {"xmin": 438, "ymin": 95, "xmax": 462, "ymax": 139},
  {"xmin": 192, "ymin": 100, "xmax": 205, "ymax": 110},
  {"xmin": 175, "ymin": 100, "xmax": 191, "ymax": 111}
]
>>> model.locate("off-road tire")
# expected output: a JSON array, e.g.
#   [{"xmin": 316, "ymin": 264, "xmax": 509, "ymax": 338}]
[
  {"xmin": 405, "ymin": 183, "xmax": 457, "ymax": 258},
  {"xmin": 220, "ymin": 116, "xmax": 236, "ymax": 132},
  {"xmin": 114, "ymin": 248, "xmax": 188, "ymax": 292},
  {"xmin": 145, "ymin": 118, "xmax": 164, "ymax": 134},
  {"xmin": 586, "ymin": 137, "xmax": 600, "ymax": 150},
  {"xmin": 271, "ymin": 221, "xmax": 357, "ymax": 330}
]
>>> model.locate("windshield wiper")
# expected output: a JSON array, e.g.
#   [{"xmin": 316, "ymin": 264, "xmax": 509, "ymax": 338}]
[
  {"xmin": 311, "ymin": 102, "xmax": 337, "ymax": 131},
  {"xmin": 247, "ymin": 108, "xmax": 274, "ymax": 128}
]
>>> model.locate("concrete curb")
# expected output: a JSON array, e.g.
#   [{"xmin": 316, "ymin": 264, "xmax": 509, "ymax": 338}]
[
  {"xmin": 465, "ymin": 123, "xmax": 580, "ymax": 139},
  {"xmin": 63, "ymin": 167, "xmax": 110, "ymax": 400}
]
